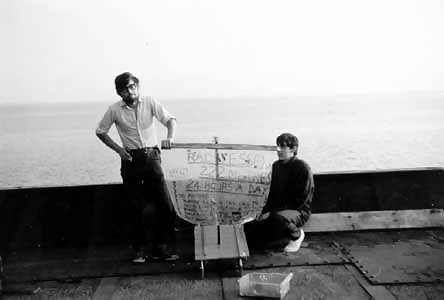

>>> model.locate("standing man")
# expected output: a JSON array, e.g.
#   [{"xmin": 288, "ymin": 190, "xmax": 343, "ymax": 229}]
[
  {"xmin": 96, "ymin": 72, "xmax": 178, "ymax": 263},
  {"xmin": 245, "ymin": 133, "xmax": 314, "ymax": 252}
]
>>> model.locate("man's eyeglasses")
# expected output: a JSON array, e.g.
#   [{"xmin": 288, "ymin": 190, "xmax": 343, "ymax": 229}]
[
  {"xmin": 124, "ymin": 83, "xmax": 138, "ymax": 91},
  {"xmin": 126, "ymin": 83, "xmax": 137, "ymax": 90}
]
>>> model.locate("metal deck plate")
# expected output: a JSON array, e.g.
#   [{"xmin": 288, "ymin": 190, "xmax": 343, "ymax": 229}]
[
  {"xmin": 335, "ymin": 229, "xmax": 444, "ymax": 284},
  {"xmin": 245, "ymin": 235, "xmax": 347, "ymax": 269},
  {"xmin": 387, "ymin": 283, "xmax": 444, "ymax": 299}
]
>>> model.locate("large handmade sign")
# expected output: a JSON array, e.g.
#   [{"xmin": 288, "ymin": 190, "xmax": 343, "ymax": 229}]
[{"xmin": 162, "ymin": 146, "xmax": 276, "ymax": 225}]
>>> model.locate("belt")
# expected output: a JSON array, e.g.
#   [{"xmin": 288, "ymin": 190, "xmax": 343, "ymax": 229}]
[{"xmin": 128, "ymin": 147, "xmax": 158, "ymax": 154}]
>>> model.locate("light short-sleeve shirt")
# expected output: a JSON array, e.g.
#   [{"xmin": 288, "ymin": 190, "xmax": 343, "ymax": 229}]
[{"xmin": 96, "ymin": 96, "xmax": 175, "ymax": 150}]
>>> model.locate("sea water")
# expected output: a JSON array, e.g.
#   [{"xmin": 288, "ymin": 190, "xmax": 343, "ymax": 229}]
[{"xmin": 1, "ymin": 93, "xmax": 443, "ymax": 188}]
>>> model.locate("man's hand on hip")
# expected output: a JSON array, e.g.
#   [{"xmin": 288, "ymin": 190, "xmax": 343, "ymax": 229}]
[{"xmin": 118, "ymin": 148, "xmax": 133, "ymax": 161}]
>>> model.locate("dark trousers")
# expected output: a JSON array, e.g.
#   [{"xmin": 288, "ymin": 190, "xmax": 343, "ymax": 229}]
[
  {"xmin": 120, "ymin": 148, "xmax": 175, "ymax": 251},
  {"xmin": 244, "ymin": 209, "xmax": 308, "ymax": 248}
]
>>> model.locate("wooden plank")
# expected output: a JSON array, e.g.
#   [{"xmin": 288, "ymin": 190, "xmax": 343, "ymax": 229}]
[
  {"xmin": 234, "ymin": 225, "xmax": 249, "ymax": 259},
  {"xmin": 92, "ymin": 277, "xmax": 120, "ymax": 300},
  {"xmin": 113, "ymin": 274, "xmax": 224, "ymax": 300},
  {"xmin": 304, "ymin": 209, "xmax": 444, "ymax": 232},
  {"xmin": 169, "ymin": 143, "xmax": 276, "ymax": 151},
  {"xmin": 194, "ymin": 225, "xmax": 204, "ymax": 259},
  {"xmin": 195, "ymin": 225, "xmax": 249, "ymax": 261},
  {"xmin": 315, "ymin": 166, "xmax": 444, "ymax": 175}
]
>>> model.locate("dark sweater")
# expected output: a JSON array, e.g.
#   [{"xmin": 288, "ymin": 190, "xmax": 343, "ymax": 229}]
[{"xmin": 262, "ymin": 156, "xmax": 314, "ymax": 219}]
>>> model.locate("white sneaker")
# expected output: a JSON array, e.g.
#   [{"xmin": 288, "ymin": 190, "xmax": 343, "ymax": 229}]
[
  {"xmin": 131, "ymin": 250, "xmax": 147, "ymax": 263},
  {"xmin": 284, "ymin": 229, "xmax": 305, "ymax": 253}
]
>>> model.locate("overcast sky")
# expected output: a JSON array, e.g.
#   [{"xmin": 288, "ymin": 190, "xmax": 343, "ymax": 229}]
[{"xmin": 1, "ymin": 0, "xmax": 443, "ymax": 103}]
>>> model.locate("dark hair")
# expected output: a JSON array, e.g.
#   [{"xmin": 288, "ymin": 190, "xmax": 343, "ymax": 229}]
[
  {"xmin": 114, "ymin": 72, "xmax": 139, "ymax": 93},
  {"xmin": 276, "ymin": 132, "xmax": 299, "ymax": 149}
]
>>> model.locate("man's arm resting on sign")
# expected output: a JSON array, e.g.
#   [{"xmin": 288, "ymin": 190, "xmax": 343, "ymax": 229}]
[
  {"xmin": 161, "ymin": 118, "xmax": 177, "ymax": 149},
  {"xmin": 96, "ymin": 132, "xmax": 132, "ymax": 161}
]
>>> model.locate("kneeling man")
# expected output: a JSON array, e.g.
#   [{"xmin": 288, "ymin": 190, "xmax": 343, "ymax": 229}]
[{"xmin": 245, "ymin": 133, "xmax": 314, "ymax": 252}]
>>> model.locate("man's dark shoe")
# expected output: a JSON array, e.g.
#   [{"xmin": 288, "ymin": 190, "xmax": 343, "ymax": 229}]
[
  {"xmin": 152, "ymin": 253, "xmax": 180, "ymax": 261},
  {"xmin": 152, "ymin": 244, "xmax": 180, "ymax": 261}
]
